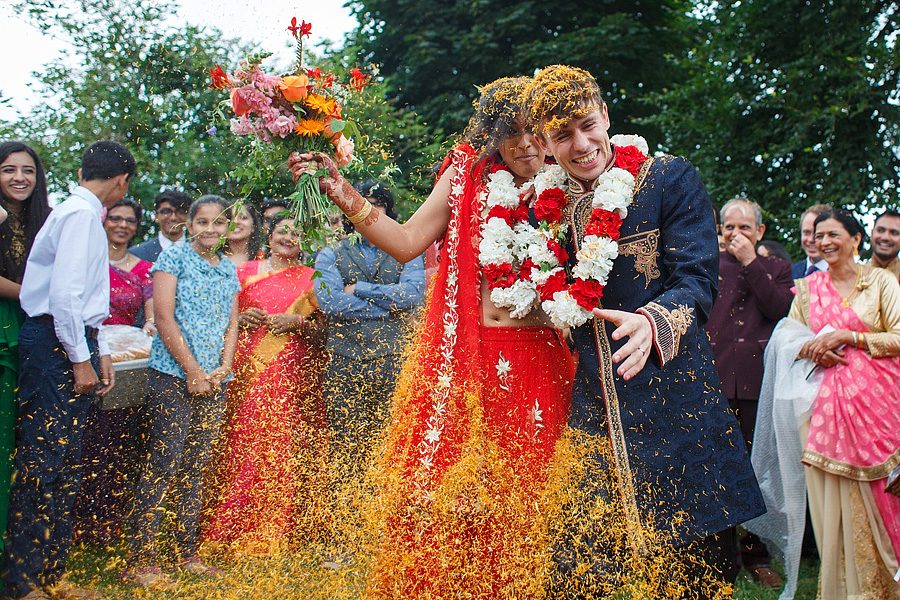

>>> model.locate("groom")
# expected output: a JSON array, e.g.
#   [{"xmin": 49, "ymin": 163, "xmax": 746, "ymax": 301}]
[{"xmin": 527, "ymin": 66, "xmax": 765, "ymax": 590}]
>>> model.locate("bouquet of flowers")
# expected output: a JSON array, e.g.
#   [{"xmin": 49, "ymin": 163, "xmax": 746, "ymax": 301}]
[{"xmin": 209, "ymin": 17, "xmax": 371, "ymax": 243}]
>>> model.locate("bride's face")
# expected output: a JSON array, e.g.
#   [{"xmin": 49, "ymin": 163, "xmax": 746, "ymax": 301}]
[
  {"xmin": 498, "ymin": 119, "xmax": 545, "ymax": 183},
  {"xmin": 268, "ymin": 219, "xmax": 302, "ymax": 260}
]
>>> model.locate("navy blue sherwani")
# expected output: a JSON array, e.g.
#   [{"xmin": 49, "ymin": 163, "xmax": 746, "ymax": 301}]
[{"xmin": 566, "ymin": 155, "xmax": 766, "ymax": 549}]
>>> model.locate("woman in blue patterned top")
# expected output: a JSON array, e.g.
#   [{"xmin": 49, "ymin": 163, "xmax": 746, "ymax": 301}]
[{"xmin": 124, "ymin": 195, "xmax": 240, "ymax": 589}]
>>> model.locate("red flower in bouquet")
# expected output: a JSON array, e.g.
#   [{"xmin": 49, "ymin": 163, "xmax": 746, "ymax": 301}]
[
  {"xmin": 534, "ymin": 187, "xmax": 567, "ymax": 223},
  {"xmin": 585, "ymin": 208, "xmax": 623, "ymax": 239},
  {"xmin": 615, "ymin": 144, "xmax": 647, "ymax": 175},
  {"xmin": 483, "ymin": 262, "xmax": 517, "ymax": 289},
  {"xmin": 209, "ymin": 65, "xmax": 229, "ymax": 90},
  {"xmin": 348, "ymin": 67, "xmax": 370, "ymax": 92},
  {"xmin": 306, "ymin": 67, "xmax": 323, "ymax": 79},
  {"xmin": 288, "ymin": 17, "xmax": 312, "ymax": 38},
  {"xmin": 539, "ymin": 269, "xmax": 568, "ymax": 301},
  {"xmin": 569, "ymin": 278, "xmax": 604, "ymax": 311}
]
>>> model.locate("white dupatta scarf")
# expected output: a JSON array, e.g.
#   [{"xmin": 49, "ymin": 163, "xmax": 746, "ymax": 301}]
[{"xmin": 745, "ymin": 318, "xmax": 822, "ymax": 600}]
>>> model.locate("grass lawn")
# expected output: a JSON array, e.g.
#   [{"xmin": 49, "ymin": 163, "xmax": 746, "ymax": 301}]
[{"xmin": 67, "ymin": 544, "xmax": 820, "ymax": 599}]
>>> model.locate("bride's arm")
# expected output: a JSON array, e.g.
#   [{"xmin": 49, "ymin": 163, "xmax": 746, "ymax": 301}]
[{"xmin": 289, "ymin": 152, "xmax": 453, "ymax": 264}]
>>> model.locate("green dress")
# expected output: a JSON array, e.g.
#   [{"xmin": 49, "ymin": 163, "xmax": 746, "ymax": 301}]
[{"xmin": 0, "ymin": 296, "xmax": 23, "ymax": 553}]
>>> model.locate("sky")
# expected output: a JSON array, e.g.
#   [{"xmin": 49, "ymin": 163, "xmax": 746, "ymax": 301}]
[{"xmin": 0, "ymin": 0, "xmax": 357, "ymax": 121}]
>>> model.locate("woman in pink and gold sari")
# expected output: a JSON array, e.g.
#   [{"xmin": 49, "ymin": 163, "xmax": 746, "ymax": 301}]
[
  {"xmin": 203, "ymin": 215, "xmax": 327, "ymax": 553},
  {"xmin": 790, "ymin": 209, "xmax": 900, "ymax": 599}
]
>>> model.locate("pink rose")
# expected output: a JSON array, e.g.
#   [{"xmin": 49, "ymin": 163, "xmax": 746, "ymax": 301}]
[{"xmin": 334, "ymin": 135, "xmax": 354, "ymax": 167}]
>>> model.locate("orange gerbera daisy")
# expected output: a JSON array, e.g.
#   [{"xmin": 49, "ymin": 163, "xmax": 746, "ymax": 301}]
[
  {"xmin": 305, "ymin": 93, "xmax": 336, "ymax": 116},
  {"xmin": 295, "ymin": 118, "xmax": 326, "ymax": 137}
]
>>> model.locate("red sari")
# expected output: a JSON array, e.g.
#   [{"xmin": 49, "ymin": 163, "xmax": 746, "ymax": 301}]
[
  {"xmin": 202, "ymin": 261, "xmax": 327, "ymax": 552},
  {"xmin": 364, "ymin": 147, "xmax": 574, "ymax": 597}
]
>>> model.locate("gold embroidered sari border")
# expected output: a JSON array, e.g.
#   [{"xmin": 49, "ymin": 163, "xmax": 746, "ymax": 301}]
[{"xmin": 802, "ymin": 448, "xmax": 900, "ymax": 482}]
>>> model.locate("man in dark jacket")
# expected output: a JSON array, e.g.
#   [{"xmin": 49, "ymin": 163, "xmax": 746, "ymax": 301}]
[{"xmin": 707, "ymin": 197, "xmax": 794, "ymax": 588}]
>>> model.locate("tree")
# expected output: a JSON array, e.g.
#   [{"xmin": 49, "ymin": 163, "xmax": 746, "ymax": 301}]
[
  {"xmin": 646, "ymin": 1, "xmax": 900, "ymax": 251},
  {"xmin": 11, "ymin": 0, "xmax": 248, "ymax": 231},
  {"xmin": 347, "ymin": 0, "xmax": 699, "ymax": 147}
]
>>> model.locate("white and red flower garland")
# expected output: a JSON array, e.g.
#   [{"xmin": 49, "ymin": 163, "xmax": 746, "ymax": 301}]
[{"xmin": 478, "ymin": 134, "xmax": 649, "ymax": 328}]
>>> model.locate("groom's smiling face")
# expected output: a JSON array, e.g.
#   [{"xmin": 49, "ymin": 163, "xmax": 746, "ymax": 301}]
[{"xmin": 539, "ymin": 102, "xmax": 612, "ymax": 186}]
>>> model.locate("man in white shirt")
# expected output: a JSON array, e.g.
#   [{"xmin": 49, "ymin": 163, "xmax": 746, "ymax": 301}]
[
  {"xmin": 791, "ymin": 203, "xmax": 832, "ymax": 279},
  {"xmin": 130, "ymin": 189, "xmax": 191, "ymax": 262},
  {"xmin": 5, "ymin": 141, "xmax": 135, "ymax": 600}
]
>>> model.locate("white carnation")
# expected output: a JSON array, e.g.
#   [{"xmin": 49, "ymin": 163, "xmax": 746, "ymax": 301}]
[
  {"xmin": 592, "ymin": 168, "xmax": 634, "ymax": 216},
  {"xmin": 528, "ymin": 240, "xmax": 558, "ymax": 266},
  {"xmin": 490, "ymin": 279, "xmax": 538, "ymax": 319},
  {"xmin": 542, "ymin": 291, "xmax": 593, "ymax": 329},
  {"xmin": 482, "ymin": 217, "xmax": 516, "ymax": 245},
  {"xmin": 532, "ymin": 164, "xmax": 568, "ymax": 196},
  {"xmin": 512, "ymin": 222, "xmax": 543, "ymax": 256},
  {"xmin": 530, "ymin": 266, "xmax": 564, "ymax": 286},
  {"xmin": 610, "ymin": 134, "xmax": 649, "ymax": 156},
  {"xmin": 486, "ymin": 171, "xmax": 520, "ymax": 209},
  {"xmin": 572, "ymin": 235, "xmax": 618, "ymax": 282}
]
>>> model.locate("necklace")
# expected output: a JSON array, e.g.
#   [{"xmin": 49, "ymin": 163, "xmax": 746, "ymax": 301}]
[
  {"xmin": 839, "ymin": 265, "xmax": 863, "ymax": 307},
  {"xmin": 109, "ymin": 253, "xmax": 131, "ymax": 267}
]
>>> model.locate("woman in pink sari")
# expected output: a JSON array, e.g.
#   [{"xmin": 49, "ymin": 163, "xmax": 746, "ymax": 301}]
[
  {"xmin": 202, "ymin": 216, "xmax": 327, "ymax": 553},
  {"xmin": 790, "ymin": 210, "xmax": 900, "ymax": 599}
]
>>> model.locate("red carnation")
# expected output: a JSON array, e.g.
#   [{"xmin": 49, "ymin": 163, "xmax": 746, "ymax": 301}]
[
  {"xmin": 483, "ymin": 262, "xmax": 517, "ymax": 289},
  {"xmin": 546, "ymin": 238, "xmax": 569, "ymax": 264},
  {"xmin": 614, "ymin": 144, "xmax": 647, "ymax": 176},
  {"xmin": 538, "ymin": 269, "xmax": 568, "ymax": 301},
  {"xmin": 510, "ymin": 203, "xmax": 530, "ymax": 223},
  {"xmin": 569, "ymin": 278, "xmax": 604, "ymax": 311},
  {"xmin": 533, "ymin": 187, "xmax": 567, "ymax": 223},
  {"xmin": 519, "ymin": 258, "xmax": 537, "ymax": 280},
  {"xmin": 487, "ymin": 205, "xmax": 514, "ymax": 225},
  {"xmin": 585, "ymin": 208, "xmax": 623, "ymax": 239}
]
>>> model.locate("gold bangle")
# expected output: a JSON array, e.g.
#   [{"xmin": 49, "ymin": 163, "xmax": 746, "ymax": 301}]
[
  {"xmin": 346, "ymin": 201, "xmax": 373, "ymax": 225},
  {"xmin": 858, "ymin": 332, "xmax": 865, "ymax": 350}
]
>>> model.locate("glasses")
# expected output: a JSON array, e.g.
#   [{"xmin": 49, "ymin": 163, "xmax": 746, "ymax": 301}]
[
  {"xmin": 157, "ymin": 207, "xmax": 188, "ymax": 217},
  {"xmin": 106, "ymin": 215, "xmax": 138, "ymax": 226}
]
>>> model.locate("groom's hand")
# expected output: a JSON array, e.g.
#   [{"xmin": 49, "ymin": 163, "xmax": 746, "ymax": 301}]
[{"xmin": 592, "ymin": 308, "xmax": 653, "ymax": 381}]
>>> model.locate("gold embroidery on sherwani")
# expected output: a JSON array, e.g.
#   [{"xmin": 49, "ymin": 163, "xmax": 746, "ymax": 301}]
[
  {"xmin": 566, "ymin": 187, "xmax": 647, "ymax": 556},
  {"xmin": 638, "ymin": 302, "xmax": 695, "ymax": 366},
  {"xmin": 617, "ymin": 229, "xmax": 661, "ymax": 288}
]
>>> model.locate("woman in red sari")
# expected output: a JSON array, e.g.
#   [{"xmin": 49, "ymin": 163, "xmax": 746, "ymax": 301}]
[{"xmin": 202, "ymin": 216, "xmax": 327, "ymax": 553}]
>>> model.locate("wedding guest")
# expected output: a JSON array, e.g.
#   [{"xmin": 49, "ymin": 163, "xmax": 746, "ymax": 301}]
[
  {"xmin": 124, "ymin": 195, "xmax": 239, "ymax": 590},
  {"xmin": 756, "ymin": 239, "xmax": 792, "ymax": 265},
  {"xmin": 706, "ymin": 197, "xmax": 793, "ymax": 588},
  {"xmin": 314, "ymin": 180, "xmax": 425, "ymax": 480},
  {"xmin": 223, "ymin": 203, "xmax": 260, "ymax": 268},
  {"xmin": 791, "ymin": 203, "xmax": 832, "ymax": 279},
  {"xmin": 0, "ymin": 141, "xmax": 51, "ymax": 561},
  {"xmin": 260, "ymin": 198, "xmax": 290, "ymax": 233},
  {"xmin": 867, "ymin": 208, "xmax": 900, "ymax": 278},
  {"xmin": 73, "ymin": 198, "xmax": 154, "ymax": 544},
  {"xmin": 752, "ymin": 209, "xmax": 900, "ymax": 598},
  {"xmin": 130, "ymin": 189, "xmax": 192, "ymax": 263},
  {"xmin": 5, "ymin": 140, "xmax": 134, "ymax": 600},
  {"xmin": 203, "ymin": 215, "xmax": 327, "ymax": 552}
]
